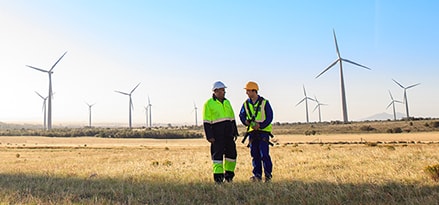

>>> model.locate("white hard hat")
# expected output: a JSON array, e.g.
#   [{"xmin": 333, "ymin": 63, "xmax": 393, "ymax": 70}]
[{"xmin": 212, "ymin": 81, "xmax": 227, "ymax": 91}]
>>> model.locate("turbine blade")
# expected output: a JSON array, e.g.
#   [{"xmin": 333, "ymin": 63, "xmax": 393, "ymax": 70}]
[
  {"xmin": 392, "ymin": 79, "xmax": 405, "ymax": 89},
  {"xmin": 316, "ymin": 59, "xmax": 339, "ymax": 78},
  {"xmin": 130, "ymin": 82, "xmax": 141, "ymax": 94},
  {"xmin": 115, "ymin": 90, "xmax": 129, "ymax": 95},
  {"xmin": 406, "ymin": 83, "xmax": 420, "ymax": 89},
  {"xmin": 35, "ymin": 91, "xmax": 44, "ymax": 99},
  {"xmin": 307, "ymin": 97, "xmax": 315, "ymax": 102},
  {"xmin": 313, "ymin": 104, "xmax": 319, "ymax": 112},
  {"xmin": 386, "ymin": 101, "xmax": 393, "ymax": 109},
  {"xmin": 27, "ymin": 65, "xmax": 49, "ymax": 73},
  {"xmin": 333, "ymin": 29, "xmax": 341, "ymax": 59},
  {"xmin": 130, "ymin": 98, "xmax": 134, "ymax": 111},
  {"xmin": 50, "ymin": 51, "xmax": 67, "ymax": 71},
  {"xmin": 395, "ymin": 100, "xmax": 403, "ymax": 104},
  {"xmin": 296, "ymin": 98, "xmax": 306, "ymax": 106},
  {"xmin": 342, "ymin": 59, "xmax": 371, "ymax": 70},
  {"xmin": 302, "ymin": 85, "xmax": 307, "ymax": 96},
  {"xmin": 388, "ymin": 90, "xmax": 394, "ymax": 100}
]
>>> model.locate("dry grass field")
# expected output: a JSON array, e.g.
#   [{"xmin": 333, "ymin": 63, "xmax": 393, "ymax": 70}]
[{"xmin": 1, "ymin": 132, "xmax": 439, "ymax": 204}]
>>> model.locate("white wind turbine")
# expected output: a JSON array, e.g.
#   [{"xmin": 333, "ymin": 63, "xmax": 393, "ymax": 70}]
[
  {"xmin": 115, "ymin": 82, "xmax": 141, "ymax": 128},
  {"xmin": 35, "ymin": 91, "xmax": 48, "ymax": 130},
  {"xmin": 193, "ymin": 102, "xmax": 198, "ymax": 126},
  {"xmin": 313, "ymin": 96, "xmax": 327, "ymax": 123},
  {"xmin": 27, "ymin": 51, "xmax": 67, "ymax": 130},
  {"xmin": 392, "ymin": 79, "xmax": 420, "ymax": 120},
  {"xmin": 85, "ymin": 102, "xmax": 95, "ymax": 127},
  {"xmin": 386, "ymin": 90, "xmax": 403, "ymax": 121},
  {"xmin": 316, "ymin": 30, "xmax": 371, "ymax": 123},
  {"xmin": 296, "ymin": 85, "xmax": 315, "ymax": 123}
]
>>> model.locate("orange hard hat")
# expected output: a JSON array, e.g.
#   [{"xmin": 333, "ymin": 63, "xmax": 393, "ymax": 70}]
[{"xmin": 244, "ymin": 81, "xmax": 259, "ymax": 91}]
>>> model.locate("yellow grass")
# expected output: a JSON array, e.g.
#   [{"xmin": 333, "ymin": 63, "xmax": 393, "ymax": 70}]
[{"xmin": 1, "ymin": 133, "xmax": 439, "ymax": 204}]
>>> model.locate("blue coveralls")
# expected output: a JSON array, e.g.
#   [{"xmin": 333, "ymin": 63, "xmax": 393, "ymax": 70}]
[{"xmin": 239, "ymin": 96, "xmax": 274, "ymax": 180}]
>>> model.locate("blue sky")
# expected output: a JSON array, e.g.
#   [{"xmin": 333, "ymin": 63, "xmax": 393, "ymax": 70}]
[{"xmin": 1, "ymin": 1, "xmax": 438, "ymax": 127}]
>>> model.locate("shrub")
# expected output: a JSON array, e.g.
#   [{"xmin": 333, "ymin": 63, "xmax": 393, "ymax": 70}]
[
  {"xmin": 304, "ymin": 130, "xmax": 316, "ymax": 135},
  {"xmin": 424, "ymin": 164, "xmax": 439, "ymax": 182},
  {"xmin": 392, "ymin": 127, "xmax": 403, "ymax": 133},
  {"xmin": 430, "ymin": 121, "xmax": 439, "ymax": 128},
  {"xmin": 360, "ymin": 125, "xmax": 375, "ymax": 132},
  {"xmin": 365, "ymin": 142, "xmax": 378, "ymax": 147}
]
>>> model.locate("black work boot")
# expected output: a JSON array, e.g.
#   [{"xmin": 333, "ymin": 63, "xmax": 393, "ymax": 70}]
[
  {"xmin": 224, "ymin": 171, "xmax": 235, "ymax": 182},
  {"xmin": 265, "ymin": 175, "xmax": 272, "ymax": 183},
  {"xmin": 214, "ymin": 173, "xmax": 224, "ymax": 184}
]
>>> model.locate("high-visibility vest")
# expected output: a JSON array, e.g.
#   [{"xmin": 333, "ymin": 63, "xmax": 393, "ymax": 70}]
[
  {"xmin": 243, "ymin": 98, "xmax": 272, "ymax": 132},
  {"xmin": 203, "ymin": 97, "xmax": 235, "ymax": 124}
]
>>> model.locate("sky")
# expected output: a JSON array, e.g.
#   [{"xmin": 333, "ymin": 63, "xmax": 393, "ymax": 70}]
[{"xmin": 1, "ymin": 1, "xmax": 438, "ymax": 127}]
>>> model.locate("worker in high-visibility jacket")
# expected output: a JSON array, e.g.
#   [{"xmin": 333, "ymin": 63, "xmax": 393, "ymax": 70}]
[
  {"xmin": 239, "ymin": 81, "xmax": 274, "ymax": 182},
  {"xmin": 203, "ymin": 81, "xmax": 239, "ymax": 183}
]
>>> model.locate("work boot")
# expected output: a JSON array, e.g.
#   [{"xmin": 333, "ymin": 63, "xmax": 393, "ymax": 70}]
[
  {"xmin": 265, "ymin": 175, "xmax": 272, "ymax": 183},
  {"xmin": 214, "ymin": 173, "xmax": 224, "ymax": 184},
  {"xmin": 250, "ymin": 176, "xmax": 262, "ymax": 182},
  {"xmin": 224, "ymin": 171, "xmax": 235, "ymax": 182}
]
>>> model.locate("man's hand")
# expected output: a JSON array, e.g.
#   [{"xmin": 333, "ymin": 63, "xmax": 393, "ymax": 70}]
[
  {"xmin": 252, "ymin": 123, "xmax": 260, "ymax": 130},
  {"xmin": 207, "ymin": 138, "xmax": 215, "ymax": 143}
]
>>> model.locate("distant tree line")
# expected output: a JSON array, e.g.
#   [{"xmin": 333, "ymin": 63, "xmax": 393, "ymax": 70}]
[{"xmin": 0, "ymin": 127, "xmax": 203, "ymax": 139}]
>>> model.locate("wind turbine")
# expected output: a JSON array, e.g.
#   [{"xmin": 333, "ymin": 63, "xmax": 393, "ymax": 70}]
[
  {"xmin": 85, "ymin": 102, "xmax": 95, "ymax": 127},
  {"xmin": 115, "ymin": 82, "xmax": 141, "ymax": 128},
  {"xmin": 392, "ymin": 79, "xmax": 420, "ymax": 120},
  {"xmin": 313, "ymin": 96, "xmax": 327, "ymax": 123},
  {"xmin": 386, "ymin": 90, "xmax": 403, "ymax": 121},
  {"xmin": 193, "ymin": 102, "xmax": 198, "ymax": 126},
  {"xmin": 296, "ymin": 85, "xmax": 315, "ymax": 123},
  {"xmin": 27, "ymin": 51, "xmax": 67, "ymax": 130},
  {"xmin": 316, "ymin": 30, "xmax": 371, "ymax": 123},
  {"xmin": 147, "ymin": 96, "xmax": 152, "ymax": 127},
  {"xmin": 35, "ymin": 91, "xmax": 48, "ymax": 130}
]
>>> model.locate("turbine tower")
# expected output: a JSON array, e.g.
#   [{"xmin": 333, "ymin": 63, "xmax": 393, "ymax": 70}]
[
  {"xmin": 144, "ymin": 105, "xmax": 149, "ymax": 128},
  {"xmin": 313, "ymin": 96, "xmax": 327, "ymax": 123},
  {"xmin": 316, "ymin": 30, "xmax": 370, "ymax": 123},
  {"xmin": 35, "ymin": 91, "xmax": 48, "ymax": 130},
  {"xmin": 296, "ymin": 85, "xmax": 315, "ymax": 123},
  {"xmin": 392, "ymin": 79, "xmax": 420, "ymax": 120},
  {"xmin": 147, "ymin": 96, "xmax": 152, "ymax": 127},
  {"xmin": 386, "ymin": 90, "xmax": 402, "ymax": 121},
  {"xmin": 115, "ymin": 82, "xmax": 141, "ymax": 128},
  {"xmin": 86, "ymin": 102, "xmax": 95, "ymax": 127},
  {"xmin": 27, "ymin": 51, "xmax": 67, "ymax": 130}
]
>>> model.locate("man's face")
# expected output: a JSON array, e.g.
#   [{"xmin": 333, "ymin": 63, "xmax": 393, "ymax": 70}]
[
  {"xmin": 246, "ymin": 89, "xmax": 257, "ymax": 98},
  {"xmin": 214, "ymin": 88, "xmax": 226, "ymax": 99}
]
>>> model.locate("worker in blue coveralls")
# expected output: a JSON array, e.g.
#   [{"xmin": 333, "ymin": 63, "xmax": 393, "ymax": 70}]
[{"xmin": 239, "ymin": 81, "xmax": 274, "ymax": 182}]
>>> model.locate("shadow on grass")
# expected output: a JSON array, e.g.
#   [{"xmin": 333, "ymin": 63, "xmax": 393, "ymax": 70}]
[{"xmin": 0, "ymin": 173, "xmax": 438, "ymax": 204}]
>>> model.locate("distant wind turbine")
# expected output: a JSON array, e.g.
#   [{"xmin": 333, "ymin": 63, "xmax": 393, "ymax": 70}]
[
  {"xmin": 115, "ymin": 82, "xmax": 141, "ymax": 128},
  {"xmin": 386, "ymin": 90, "xmax": 403, "ymax": 121},
  {"xmin": 296, "ymin": 85, "xmax": 315, "ymax": 123},
  {"xmin": 193, "ymin": 102, "xmax": 198, "ymax": 126},
  {"xmin": 35, "ymin": 91, "xmax": 48, "ymax": 130},
  {"xmin": 85, "ymin": 102, "xmax": 95, "ymax": 127},
  {"xmin": 316, "ymin": 30, "xmax": 371, "ymax": 123},
  {"xmin": 27, "ymin": 51, "xmax": 67, "ymax": 130},
  {"xmin": 313, "ymin": 96, "xmax": 327, "ymax": 123},
  {"xmin": 392, "ymin": 79, "xmax": 420, "ymax": 120}
]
